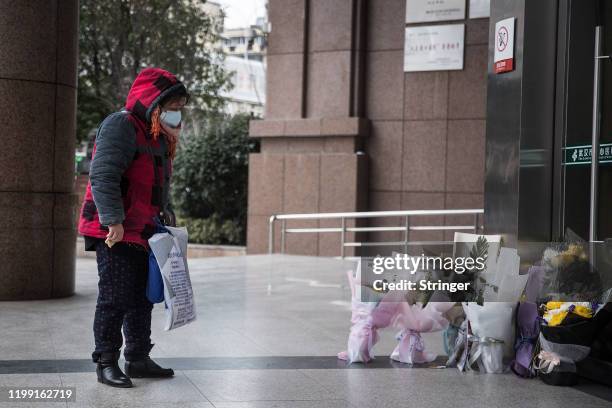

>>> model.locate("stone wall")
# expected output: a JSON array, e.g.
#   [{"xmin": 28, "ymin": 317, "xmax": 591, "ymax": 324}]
[
  {"xmin": 247, "ymin": 0, "xmax": 489, "ymax": 255},
  {"xmin": 247, "ymin": 0, "xmax": 369, "ymax": 256},
  {"xmin": 365, "ymin": 0, "xmax": 489, "ymax": 244}
]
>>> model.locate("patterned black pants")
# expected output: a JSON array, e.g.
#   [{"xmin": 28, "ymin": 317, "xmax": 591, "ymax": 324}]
[{"xmin": 92, "ymin": 240, "xmax": 154, "ymax": 362}]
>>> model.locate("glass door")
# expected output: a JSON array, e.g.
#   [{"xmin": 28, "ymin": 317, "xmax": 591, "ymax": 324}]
[{"xmin": 557, "ymin": 0, "xmax": 612, "ymax": 241}]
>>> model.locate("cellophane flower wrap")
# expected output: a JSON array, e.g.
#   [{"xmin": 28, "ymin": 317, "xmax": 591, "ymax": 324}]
[
  {"xmin": 442, "ymin": 304, "xmax": 465, "ymax": 356},
  {"xmin": 338, "ymin": 261, "xmax": 402, "ymax": 363},
  {"xmin": 510, "ymin": 265, "xmax": 546, "ymax": 378},
  {"xmin": 462, "ymin": 302, "xmax": 515, "ymax": 373},
  {"xmin": 511, "ymin": 301, "xmax": 540, "ymax": 377},
  {"xmin": 390, "ymin": 302, "xmax": 453, "ymax": 364}
]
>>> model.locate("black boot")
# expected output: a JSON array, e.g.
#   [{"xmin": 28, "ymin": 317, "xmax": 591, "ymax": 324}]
[
  {"xmin": 125, "ymin": 357, "xmax": 174, "ymax": 378},
  {"xmin": 96, "ymin": 352, "xmax": 133, "ymax": 388}
]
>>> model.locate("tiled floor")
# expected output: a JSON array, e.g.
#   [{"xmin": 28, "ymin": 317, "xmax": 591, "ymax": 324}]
[{"xmin": 0, "ymin": 255, "xmax": 610, "ymax": 407}]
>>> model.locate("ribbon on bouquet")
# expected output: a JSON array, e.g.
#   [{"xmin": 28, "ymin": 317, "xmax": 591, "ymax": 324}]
[
  {"xmin": 446, "ymin": 320, "xmax": 505, "ymax": 373},
  {"xmin": 531, "ymin": 333, "xmax": 590, "ymax": 374},
  {"xmin": 466, "ymin": 335, "xmax": 505, "ymax": 372},
  {"xmin": 514, "ymin": 333, "xmax": 538, "ymax": 350},
  {"xmin": 396, "ymin": 328, "xmax": 425, "ymax": 355},
  {"xmin": 532, "ymin": 351, "xmax": 562, "ymax": 374},
  {"xmin": 391, "ymin": 327, "xmax": 439, "ymax": 364}
]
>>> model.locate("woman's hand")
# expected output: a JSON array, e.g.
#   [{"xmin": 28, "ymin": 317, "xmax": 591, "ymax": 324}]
[{"xmin": 107, "ymin": 223, "xmax": 124, "ymax": 243}]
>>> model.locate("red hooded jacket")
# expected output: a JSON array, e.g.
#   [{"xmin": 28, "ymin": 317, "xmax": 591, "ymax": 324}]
[{"xmin": 78, "ymin": 68, "xmax": 186, "ymax": 248}]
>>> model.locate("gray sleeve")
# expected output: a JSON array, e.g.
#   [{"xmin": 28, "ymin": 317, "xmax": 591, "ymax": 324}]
[{"xmin": 89, "ymin": 112, "xmax": 137, "ymax": 226}]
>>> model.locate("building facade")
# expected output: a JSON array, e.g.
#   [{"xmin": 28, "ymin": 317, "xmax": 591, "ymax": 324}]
[
  {"xmin": 222, "ymin": 56, "xmax": 266, "ymax": 117},
  {"xmin": 247, "ymin": 0, "xmax": 489, "ymax": 255},
  {"xmin": 221, "ymin": 18, "xmax": 268, "ymax": 62}
]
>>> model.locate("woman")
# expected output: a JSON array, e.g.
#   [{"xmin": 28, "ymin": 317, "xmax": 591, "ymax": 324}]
[{"xmin": 78, "ymin": 68, "xmax": 188, "ymax": 388}]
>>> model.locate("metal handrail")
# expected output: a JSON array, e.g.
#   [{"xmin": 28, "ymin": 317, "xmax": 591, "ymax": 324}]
[{"xmin": 268, "ymin": 209, "xmax": 484, "ymax": 257}]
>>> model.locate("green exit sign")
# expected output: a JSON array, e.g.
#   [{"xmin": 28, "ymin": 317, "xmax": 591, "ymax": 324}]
[{"xmin": 563, "ymin": 143, "xmax": 612, "ymax": 166}]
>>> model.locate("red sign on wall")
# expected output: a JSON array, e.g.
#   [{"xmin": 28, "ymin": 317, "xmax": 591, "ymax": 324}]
[{"xmin": 494, "ymin": 59, "xmax": 514, "ymax": 74}]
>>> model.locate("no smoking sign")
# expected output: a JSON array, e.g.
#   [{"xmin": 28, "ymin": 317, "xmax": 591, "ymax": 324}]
[
  {"xmin": 494, "ymin": 17, "xmax": 515, "ymax": 74},
  {"xmin": 497, "ymin": 26, "xmax": 509, "ymax": 52}
]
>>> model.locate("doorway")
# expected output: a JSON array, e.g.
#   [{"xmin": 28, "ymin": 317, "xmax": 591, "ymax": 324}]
[{"xmin": 555, "ymin": 0, "xmax": 612, "ymax": 241}]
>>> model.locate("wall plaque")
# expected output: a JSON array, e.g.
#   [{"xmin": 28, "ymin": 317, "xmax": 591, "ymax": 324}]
[
  {"xmin": 404, "ymin": 24, "xmax": 465, "ymax": 72},
  {"xmin": 406, "ymin": 0, "xmax": 466, "ymax": 23},
  {"xmin": 469, "ymin": 0, "xmax": 490, "ymax": 19}
]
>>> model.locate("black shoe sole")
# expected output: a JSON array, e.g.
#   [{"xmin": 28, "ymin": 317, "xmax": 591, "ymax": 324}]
[
  {"xmin": 125, "ymin": 372, "xmax": 174, "ymax": 379},
  {"xmin": 97, "ymin": 378, "xmax": 134, "ymax": 388}
]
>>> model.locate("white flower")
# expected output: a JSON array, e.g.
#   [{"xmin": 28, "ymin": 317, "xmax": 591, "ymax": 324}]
[{"xmin": 542, "ymin": 248, "xmax": 560, "ymax": 265}]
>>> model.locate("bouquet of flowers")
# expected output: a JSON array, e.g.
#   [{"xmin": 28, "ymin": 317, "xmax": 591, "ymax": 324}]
[
  {"xmin": 338, "ymin": 256, "xmax": 451, "ymax": 364},
  {"xmin": 446, "ymin": 234, "xmax": 527, "ymax": 373},
  {"xmin": 390, "ymin": 302, "xmax": 453, "ymax": 364},
  {"xmin": 442, "ymin": 304, "xmax": 465, "ymax": 356},
  {"xmin": 337, "ymin": 261, "xmax": 402, "ymax": 363},
  {"xmin": 527, "ymin": 240, "xmax": 611, "ymax": 385},
  {"xmin": 511, "ymin": 301, "xmax": 540, "ymax": 377},
  {"xmin": 462, "ymin": 302, "xmax": 516, "ymax": 373},
  {"xmin": 446, "ymin": 319, "xmax": 470, "ymax": 371},
  {"xmin": 536, "ymin": 312, "xmax": 597, "ymax": 386},
  {"xmin": 510, "ymin": 264, "xmax": 547, "ymax": 377}
]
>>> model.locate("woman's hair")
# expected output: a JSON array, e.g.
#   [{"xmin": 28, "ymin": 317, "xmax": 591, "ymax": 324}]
[{"xmin": 150, "ymin": 105, "xmax": 163, "ymax": 141}]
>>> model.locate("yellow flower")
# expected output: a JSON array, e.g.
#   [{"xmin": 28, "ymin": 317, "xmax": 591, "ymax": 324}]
[
  {"xmin": 573, "ymin": 305, "xmax": 593, "ymax": 319},
  {"xmin": 566, "ymin": 243, "xmax": 586, "ymax": 259},
  {"xmin": 543, "ymin": 307, "xmax": 567, "ymax": 326},
  {"xmin": 543, "ymin": 301, "xmax": 593, "ymax": 326}
]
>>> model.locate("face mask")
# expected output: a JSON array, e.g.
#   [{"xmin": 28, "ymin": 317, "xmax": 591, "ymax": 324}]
[{"xmin": 160, "ymin": 110, "xmax": 181, "ymax": 128}]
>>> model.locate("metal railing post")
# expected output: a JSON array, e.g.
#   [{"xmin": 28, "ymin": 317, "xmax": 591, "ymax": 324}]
[
  {"xmin": 340, "ymin": 217, "xmax": 346, "ymax": 258},
  {"xmin": 281, "ymin": 219, "xmax": 286, "ymax": 254},
  {"xmin": 268, "ymin": 215, "xmax": 276, "ymax": 254},
  {"xmin": 404, "ymin": 215, "xmax": 410, "ymax": 254},
  {"xmin": 473, "ymin": 213, "xmax": 479, "ymax": 233}
]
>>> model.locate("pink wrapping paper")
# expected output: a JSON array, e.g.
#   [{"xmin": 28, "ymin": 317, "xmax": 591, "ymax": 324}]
[
  {"xmin": 338, "ymin": 265, "xmax": 453, "ymax": 364},
  {"xmin": 338, "ymin": 270, "xmax": 402, "ymax": 363},
  {"xmin": 390, "ymin": 302, "xmax": 453, "ymax": 364}
]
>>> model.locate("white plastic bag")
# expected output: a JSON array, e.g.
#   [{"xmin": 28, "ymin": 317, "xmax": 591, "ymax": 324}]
[{"xmin": 149, "ymin": 226, "xmax": 196, "ymax": 330}]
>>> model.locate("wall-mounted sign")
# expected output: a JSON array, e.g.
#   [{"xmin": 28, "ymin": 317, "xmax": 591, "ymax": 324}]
[
  {"xmin": 493, "ymin": 17, "xmax": 515, "ymax": 74},
  {"xmin": 406, "ymin": 0, "xmax": 466, "ymax": 23},
  {"xmin": 404, "ymin": 24, "xmax": 465, "ymax": 72},
  {"xmin": 469, "ymin": 0, "xmax": 490, "ymax": 19},
  {"xmin": 563, "ymin": 144, "xmax": 612, "ymax": 166}
]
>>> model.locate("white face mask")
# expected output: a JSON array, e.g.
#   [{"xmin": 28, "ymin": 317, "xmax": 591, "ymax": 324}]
[{"xmin": 160, "ymin": 110, "xmax": 181, "ymax": 128}]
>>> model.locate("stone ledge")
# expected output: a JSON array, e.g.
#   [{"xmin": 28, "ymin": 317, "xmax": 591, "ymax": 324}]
[{"xmin": 249, "ymin": 117, "xmax": 370, "ymax": 138}]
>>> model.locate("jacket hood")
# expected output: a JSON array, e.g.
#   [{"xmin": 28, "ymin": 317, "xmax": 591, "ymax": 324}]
[{"xmin": 125, "ymin": 67, "xmax": 187, "ymax": 123}]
